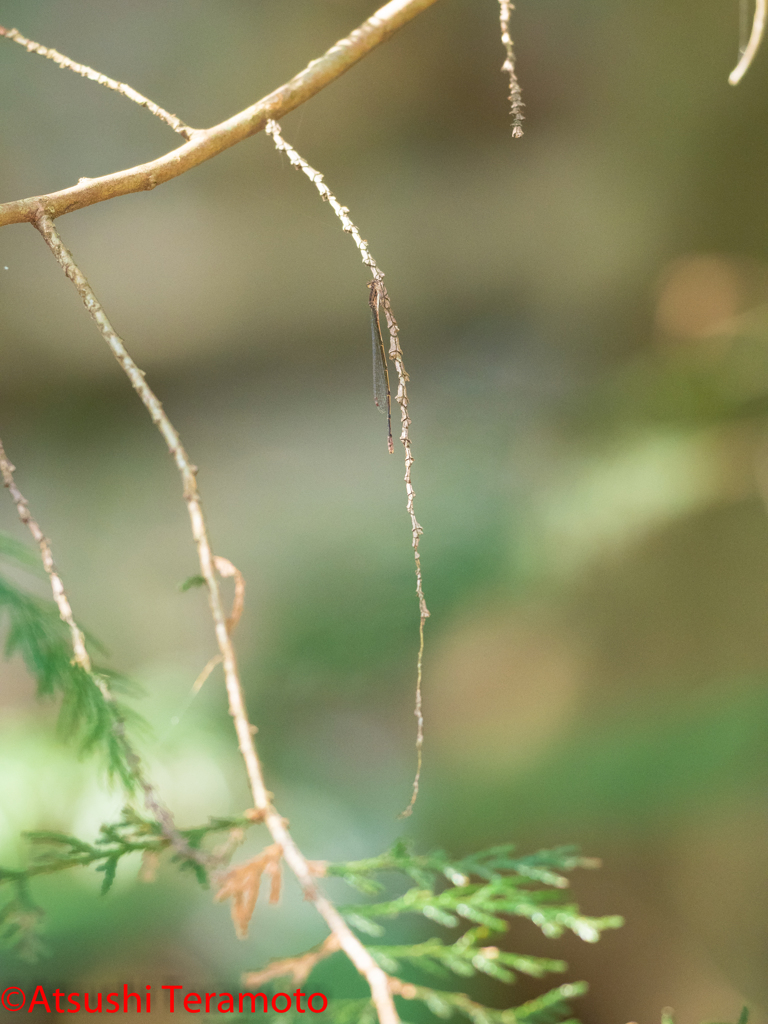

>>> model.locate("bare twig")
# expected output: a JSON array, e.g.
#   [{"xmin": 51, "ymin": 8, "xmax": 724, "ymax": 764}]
[
  {"xmin": 34, "ymin": 215, "xmax": 401, "ymax": 1024},
  {"xmin": 209, "ymin": 826, "xmax": 248, "ymax": 868},
  {"xmin": 377, "ymin": 283, "xmax": 429, "ymax": 819},
  {"xmin": 243, "ymin": 934, "xmax": 341, "ymax": 988},
  {"xmin": 215, "ymin": 554, "xmax": 245, "ymax": 634},
  {"xmin": 730, "ymin": 0, "xmax": 767, "ymax": 84},
  {"xmin": 189, "ymin": 653, "xmax": 222, "ymax": 697},
  {"xmin": 0, "ymin": 0, "xmax": 443, "ymax": 227},
  {"xmin": 186, "ymin": 556, "xmax": 244, "ymax": 699},
  {"xmin": 0, "ymin": 437, "xmax": 205, "ymax": 867},
  {"xmin": 0, "ymin": 438, "xmax": 91, "ymax": 674},
  {"xmin": 499, "ymin": 1, "xmax": 525, "ymax": 137},
  {"xmin": 0, "ymin": 26, "xmax": 195, "ymax": 139},
  {"xmin": 264, "ymin": 120, "xmax": 430, "ymax": 819}
]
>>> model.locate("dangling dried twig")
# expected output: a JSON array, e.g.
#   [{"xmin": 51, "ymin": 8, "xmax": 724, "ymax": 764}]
[
  {"xmin": 498, "ymin": 1, "xmax": 525, "ymax": 137},
  {"xmin": 265, "ymin": 120, "xmax": 430, "ymax": 817},
  {"xmin": 730, "ymin": 0, "xmax": 767, "ymax": 84}
]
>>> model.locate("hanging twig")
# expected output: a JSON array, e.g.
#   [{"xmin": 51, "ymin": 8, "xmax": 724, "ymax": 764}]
[
  {"xmin": 264, "ymin": 120, "xmax": 430, "ymax": 818},
  {"xmin": 730, "ymin": 0, "xmax": 767, "ymax": 84},
  {"xmin": 376, "ymin": 283, "xmax": 429, "ymax": 819},
  {"xmin": 33, "ymin": 214, "xmax": 401, "ymax": 1024},
  {"xmin": 0, "ymin": 439, "xmax": 91, "ymax": 674},
  {"xmin": 0, "ymin": 437, "xmax": 207, "ymax": 868},
  {"xmin": 498, "ymin": 1, "xmax": 525, "ymax": 137},
  {"xmin": 185, "ymin": 556, "xmax": 245, "ymax": 701},
  {"xmin": 0, "ymin": 26, "xmax": 195, "ymax": 139},
  {"xmin": 0, "ymin": 0, "xmax": 443, "ymax": 228}
]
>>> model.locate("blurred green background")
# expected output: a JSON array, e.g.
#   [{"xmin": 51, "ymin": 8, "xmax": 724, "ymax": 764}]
[{"xmin": 1, "ymin": 1, "xmax": 768, "ymax": 1021}]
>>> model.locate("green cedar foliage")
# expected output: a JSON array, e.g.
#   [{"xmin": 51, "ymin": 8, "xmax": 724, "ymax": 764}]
[
  {"xmin": 2, "ymin": 533, "xmax": 735, "ymax": 1024},
  {"xmin": 313, "ymin": 985, "xmax": 584, "ymax": 1024},
  {"xmin": 0, "ymin": 807, "xmax": 256, "ymax": 895},
  {"xmin": 661, "ymin": 1011, "xmax": 748, "ymax": 1024},
  {"xmin": 0, "ymin": 808, "xmax": 257, "ymax": 958},
  {"xmin": 0, "ymin": 533, "xmax": 145, "ymax": 787},
  {"xmin": 317, "ymin": 840, "xmax": 622, "ymax": 1024},
  {"xmin": 204, "ymin": 1000, "xmax": 749, "ymax": 1024}
]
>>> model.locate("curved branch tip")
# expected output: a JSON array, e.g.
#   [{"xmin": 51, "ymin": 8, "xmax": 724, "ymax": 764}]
[{"xmin": 730, "ymin": 0, "xmax": 767, "ymax": 84}]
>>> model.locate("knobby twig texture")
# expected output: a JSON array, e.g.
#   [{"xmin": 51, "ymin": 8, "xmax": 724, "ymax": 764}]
[
  {"xmin": 0, "ymin": 4, "xmax": 456, "ymax": 1019},
  {"xmin": 33, "ymin": 215, "xmax": 401, "ymax": 1024},
  {"xmin": 730, "ymin": 0, "xmax": 767, "ymax": 84},
  {"xmin": 264, "ymin": 120, "xmax": 430, "ymax": 819},
  {"xmin": 0, "ymin": 0, "xmax": 442, "ymax": 227},
  {"xmin": 0, "ymin": 438, "xmax": 206, "ymax": 868},
  {"xmin": 0, "ymin": 26, "xmax": 195, "ymax": 139},
  {"xmin": 0, "ymin": 440, "xmax": 91, "ymax": 674},
  {"xmin": 498, "ymin": 1, "xmax": 525, "ymax": 137}
]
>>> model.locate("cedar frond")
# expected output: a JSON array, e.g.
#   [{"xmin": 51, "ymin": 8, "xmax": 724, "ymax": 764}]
[{"xmin": 0, "ymin": 555, "xmax": 145, "ymax": 786}]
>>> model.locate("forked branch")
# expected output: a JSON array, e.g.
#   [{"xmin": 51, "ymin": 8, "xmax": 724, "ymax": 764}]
[
  {"xmin": 33, "ymin": 214, "xmax": 401, "ymax": 1024},
  {"xmin": 0, "ymin": 0, "xmax": 443, "ymax": 228}
]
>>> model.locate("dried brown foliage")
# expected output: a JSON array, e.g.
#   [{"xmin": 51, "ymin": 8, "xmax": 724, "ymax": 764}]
[{"xmin": 214, "ymin": 844, "xmax": 283, "ymax": 941}]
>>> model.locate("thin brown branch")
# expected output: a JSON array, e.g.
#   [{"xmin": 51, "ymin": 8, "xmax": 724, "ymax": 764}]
[
  {"xmin": 730, "ymin": 0, "xmax": 767, "ymax": 84},
  {"xmin": 215, "ymin": 554, "xmax": 245, "ymax": 634},
  {"xmin": 0, "ymin": 436, "xmax": 205, "ymax": 867},
  {"xmin": 0, "ymin": 437, "xmax": 91, "ymax": 673},
  {"xmin": 183, "ymin": 557, "xmax": 244, "ymax": 703},
  {"xmin": 377, "ymin": 283, "xmax": 429, "ymax": 819},
  {"xmin": 0, "ymin": 0, "xmax": 442, "ymax": 228},
  {"xmin": 0, "ymin": 25, "xmax": 195, "ymax": 139},
  {"xmin": 498, "ymin": 0, "xmax": 525, "ymax": 137},
  {"xmin": 190, "ymin": 653, "xmax": 222, "ymax": 696},
  {"xmin": 34, "ymin": 215, "xmax": 401, "ymax": 1024},
  {"xmin": 243, "ymin": 934, "xmax": 341, "ymax": 988},
  {"xmin": 185, "ymin": 555, "xmax": 244, "ymax": 699},
  {"xmin": 264, "ymin": 120, "xmax": 429, "ymax": 819}
]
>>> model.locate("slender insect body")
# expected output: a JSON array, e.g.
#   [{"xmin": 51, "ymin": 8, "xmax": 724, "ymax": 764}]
[{"xmin": 369, "ymin": 280, "xmax": 394, "ymax": 454}]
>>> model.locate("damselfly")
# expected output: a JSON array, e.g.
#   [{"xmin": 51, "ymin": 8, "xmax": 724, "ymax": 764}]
[{"xmin": 369, "ymin": 280, "xmax": 394, "ymax": 453}]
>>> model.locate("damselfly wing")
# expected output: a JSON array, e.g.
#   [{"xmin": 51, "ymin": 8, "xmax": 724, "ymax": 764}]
[{"xmin": 369, "ymin": 281, "xmax": 394, "ymax": 453}]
